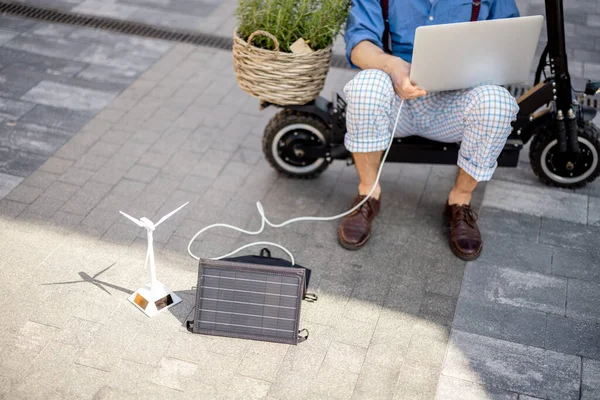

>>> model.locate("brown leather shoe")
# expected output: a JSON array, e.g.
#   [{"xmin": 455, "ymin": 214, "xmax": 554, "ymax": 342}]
[
  {"xmin": 444, "ymin": 203, "xmax": 483, "ymax": 261},
  {"xmin": 338, "ymin": 194, "xmax": 381, "ymax": 250}
]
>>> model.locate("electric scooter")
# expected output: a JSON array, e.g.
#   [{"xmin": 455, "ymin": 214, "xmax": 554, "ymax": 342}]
[{"xmin": 259, "ymin": 0, "xmax": 600, "ymax": 189}]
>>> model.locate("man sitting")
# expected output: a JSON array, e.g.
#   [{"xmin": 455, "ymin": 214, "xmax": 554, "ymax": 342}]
[{"xmin": 338, "ymin": 0, "xmax": 521, "ymax": 260}]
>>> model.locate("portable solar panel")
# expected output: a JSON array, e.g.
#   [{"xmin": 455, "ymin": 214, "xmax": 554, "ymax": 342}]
[{"xmin": 187, "ymin": 249, "xmax": 315, "ymax": 345}]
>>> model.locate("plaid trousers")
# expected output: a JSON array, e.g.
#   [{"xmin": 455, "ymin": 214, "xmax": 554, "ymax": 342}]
[{"xmin": 343, "ymin": 69, "xmax": 520, "ymax": 181}]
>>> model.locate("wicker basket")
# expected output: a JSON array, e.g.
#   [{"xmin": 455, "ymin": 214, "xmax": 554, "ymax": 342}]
[{"xmin": 233, "ymin": 29, "xmax": 333, "ymax": 106}]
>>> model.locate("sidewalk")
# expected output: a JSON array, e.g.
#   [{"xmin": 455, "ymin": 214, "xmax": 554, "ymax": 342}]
[{"xmin": 0, "ymin": 2, "xmax": 600, "ymax": 399}]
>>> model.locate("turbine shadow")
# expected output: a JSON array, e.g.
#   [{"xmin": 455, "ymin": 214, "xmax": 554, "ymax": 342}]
[{"xmin": 41, "ymin": 262, "xmax": 134, "ymax": 295}]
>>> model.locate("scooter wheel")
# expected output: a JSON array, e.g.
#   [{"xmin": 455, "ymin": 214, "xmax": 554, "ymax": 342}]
[
  {"xmin": 262, "ymin": 110, "xmax": 331, "ymax": 179},
  {"xmin": 530, "ymin": 120, "xmax": 600, "ymax": 188}
]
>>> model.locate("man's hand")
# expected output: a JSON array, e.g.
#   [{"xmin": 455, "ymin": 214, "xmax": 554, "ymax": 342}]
[
  {"xmin": 386, "ymin": 57, "xmax": 427, "ymax": 100},
  {"xmin": 350, "ymin": 41, "xmax": 427, "ymax": 100}
]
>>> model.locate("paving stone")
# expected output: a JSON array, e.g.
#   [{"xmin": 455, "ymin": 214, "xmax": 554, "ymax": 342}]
[
  {"xmin": 482, "ymin": 180, "xmax": 589, "ymax": 224},
  {"xmin": 124, "ymin": 165, "xmax": 159, "ymax": 183},
  {"xmin": 24, "ymin": 194, "xmax": 65, "ymax": 217},
  {"xmin": 474, "ymin": 234, "xmax": 553, "ymax": 274},
  {"xmin": 322, "ymin": 341, "xmax": 367, "ymax": 374},
  {"xmin": 477, "ymin": 207, "xmax": 541, "ymax": 242},
  {"xmin": 0, "ymin": 66, "xmax": 45, "ymax": 98},
  {"xmin": 0, "ymin": 123, "xmax": 72, "ymax": 157},
  {"xmin": 435, "ymin": 375, "xmax": 518, "ymax": 400},
  {"xmin": 405, "ymin": 334, "xmax": 448, "ymax": 369},
  {"xmin": 0, "ymin": 198, "xmax": 27, "ymax": 218},
  {"xmin": 60, "ymin": 180, "xmax": 111, "ymax": 215},
  {"xmin": 100, "ymin": 128, "xmax": 133, "ymax": 146},
  {"xmin": 19, "ymin": 105, "xmax": 94, "ymax": 133},
  {"xmin": 310, "ymin": 365, "xmax": 359, "ymax": 400},
  {"xmin": 0, "ymin": 172, "xmax": 23, "ymax": 199},
  {"xmin": 21, "ymin": 81, "xmax": 117, "ymax": 112},
  {"xmin": 566, "ymin": 279, "xmax": 600, "ymax": 323},
  {"xmin": 51, "ymin": 210, "xmax": 84, "ymax": 228},
  {"xmin": 547, "ymin": 314, "xmax": 600, "ymax": 360},
  {"xmin": 394, "ymin": 363, "xmax": 441, "ymax": 399},
  {"xmin": 0, "ymin": 98, "xmax": 36, "ymax": 121},
  {"xmin": 588, "ymin": 196, "xmax": 600, "ymax": 226},
  {"xmin": 121, "ymin": 333, "xmax": 172, "ymax": 367},
  {"xmin": 91, "ymin": 165, "xmax": 126, "ymax": 185},
  {"xmin": 4, "ymin": 183, "xmax": 43, "ymax": 204},
  {"xmin": 73, "ymin": 153, "xmax": 108, "ymax": 171},
  {"xmin": 352, "ymin": 362, "xmax": 399, "ymax": 400},
  {"xmin": 418, "ymin": 292, "xmax": 458, "ymax": 320},
  {"xmin": 148, "ymin": 356, "xmax": 199, "ymax": 391},
  {"xmin": 0, "ymin": 15, "xmax": 37, "ymax": 32},
  {"xmin": 582, "ymin": 358, "xmax": 600, "ymax": 400},
  {"xmin": 540, "ymin": 217, "xmax": 600, "ymax": 255},
  {"xmin": 38, "ymin": 157, "xmax": 73, "ymax": 175},
  {"xmin": 41, "ymin": 180, "xmax": 79, "ymax": 202},
  {"xmin": 0, "ymin": 146, "xmax": 47, "ymax": 177},
  {"xmin": 461, "ymin": 263, "xmax": 567, "ymax": 315},
  {"xmin": 58, "ymin": 167, "xmax": 95, "ymax": 186},
  {"xmin": 76, "ymin": 63, "xmax": 139, "ymax": 86},
  {"xmin": 443, "ymin": 330, "xmax": 581, "ymax": 399},
  {"xmin": 9, "ymin": 51, "xmax": 88, "ymax": 78},
  {"xmin": 453, "ymin": 296, "xmax": 547, "ymax": 348},
  {"xmin": 76, "ymin": 43, "xmax": 160, "ymax": 74}
]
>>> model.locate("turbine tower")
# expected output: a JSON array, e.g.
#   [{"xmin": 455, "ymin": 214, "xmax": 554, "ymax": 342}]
[{"xmin": 119, "ymin": 202, "xmax": 189, "ymax": 317}]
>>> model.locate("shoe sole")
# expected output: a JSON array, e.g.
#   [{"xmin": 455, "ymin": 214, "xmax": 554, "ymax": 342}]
[
  {"xmin": 338, "ymin": 231, "xmax": 371, "ymax": 251},
  {"xmin": 448, "ymin": 239, "xmax": 482, "ymax": 261}
]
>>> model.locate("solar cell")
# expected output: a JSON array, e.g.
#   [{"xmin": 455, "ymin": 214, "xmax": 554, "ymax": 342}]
[{"xmin": 189, "ymin": 258, "xmax": 307, "ymax": 345}]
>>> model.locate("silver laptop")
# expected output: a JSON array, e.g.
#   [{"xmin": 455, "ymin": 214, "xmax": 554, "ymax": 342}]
[{"xmin": 409, "ymin": 15, "xmax": 545, "ymax": 92}]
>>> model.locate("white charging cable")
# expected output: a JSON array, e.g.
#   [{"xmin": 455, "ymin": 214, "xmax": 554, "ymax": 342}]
[{"xmin": 187, "ymin": 99, "xmax": 405, "ymax": 265}]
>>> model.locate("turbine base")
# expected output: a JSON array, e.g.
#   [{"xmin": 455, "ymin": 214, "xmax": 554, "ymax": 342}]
[{"xmin": 128, "ymin": 281, "xmax": 182, "ymax": 317}]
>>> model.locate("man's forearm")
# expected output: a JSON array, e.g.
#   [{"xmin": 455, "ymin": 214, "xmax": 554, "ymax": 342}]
[{"xmin": 350, "ymin": 40, "xmax": 401, "ymax": 75}]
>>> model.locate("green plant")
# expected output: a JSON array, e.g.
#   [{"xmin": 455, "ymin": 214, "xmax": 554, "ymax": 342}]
[{"xmin": 235, "ymin": 0, "xmax": 351, "ymax": 52}]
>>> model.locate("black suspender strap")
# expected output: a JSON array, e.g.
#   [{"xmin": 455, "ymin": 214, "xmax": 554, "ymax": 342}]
[
  {"xmin": 470, "ymin": 1, "xmax": 481, "ymax": 21},
  {"xmin": 380, "ymin": 0, "xmax": 481, "ymax": 54},
  {"xmin": 381, "ymin": 0, "xmax": 392, "ymax": 54}
]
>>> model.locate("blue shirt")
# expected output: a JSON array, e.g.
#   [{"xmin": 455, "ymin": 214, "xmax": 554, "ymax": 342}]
[{"xmin": 344, "ymin": 0, "xmax": 520, "ymax": 68}]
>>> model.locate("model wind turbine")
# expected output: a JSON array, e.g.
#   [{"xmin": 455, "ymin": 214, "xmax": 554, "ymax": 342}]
[{"xmin": 119, "ymin": 202, "xmax": 189, "ymax": 317}]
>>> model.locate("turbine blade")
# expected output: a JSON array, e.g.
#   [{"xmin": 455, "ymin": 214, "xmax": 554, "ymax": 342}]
[
  {"xmin": 119, "ymin": 211, "xmax": 145, "ymax": 227},
  {"xmin": 155, "ymin": 202, "xmax": 189, "ymax": 227}
]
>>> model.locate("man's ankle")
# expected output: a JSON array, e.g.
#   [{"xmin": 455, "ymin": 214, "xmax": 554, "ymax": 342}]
[
  {"xmin": 359, "ymin": 183, "xmax": 381, "ymax": 200},
  {"xmin": 448, "ymin": 188, "xmax": 471, "ymax": 206}
]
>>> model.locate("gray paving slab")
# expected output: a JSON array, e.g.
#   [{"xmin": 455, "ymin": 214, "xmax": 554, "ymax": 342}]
[
  {"xmin": 0, "ymin": 172, "xmax": 23, "ymax": 199},
  {"xmin": 582, "ymin": 358, "xmax": 600, "ymax": 400},
  {"xmin": 460, "ymin": 263, "xmax": 567, "ymax": 315},
  {"xmin": 539, "ymin": 217, "xmax": 600, "ymax": 255},
  {"xmin": 443, "ymin": 330, "xmax": 581, "ymax": 400},
  {"xmin": 18, "ymin": 105, "xmax": 95, "ymax": 133},
  {"xmin": 453, "ymin": 296, "xmax": 547, "ymax": 348},
  {"xmin": 546, "ymin": 314, "xmax": 600, "ymax": 360},
  {"xmin": 21, "ymin": 81, "xmax": 117, "ymax": 112},
  {"xmin": 482, "ymin": 179, "xmax": 589, "ymax": 224},
  {"xmin": 0, "ymin": 123, "xmax": 72, "ymax": 156},
  {"xmin": 0, "ymin": 146, "xmax": 47, "ymax": 177},
  {"xmin": 552, "ymin": 247, "xmax": 600, "ymax": 284},
  {"xmin": 435, "ymin": 375, "xmax": 518, "ymax": 400},
  {"xmin": 0, "ymin": 98, "xmax": 36, "ymax": 121},
  {"xmin": 566, "ymin": 279, "xmax": 600, "ymax": 323}
]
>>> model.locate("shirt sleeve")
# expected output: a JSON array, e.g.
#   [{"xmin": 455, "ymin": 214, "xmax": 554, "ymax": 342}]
[
  {"xmin": 344, "ymin": 0, "xmax": 385, "ymax": 69},
  {"xmin": 488, "ymin": 0, "xmax": 520, "ymax": 19}
]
